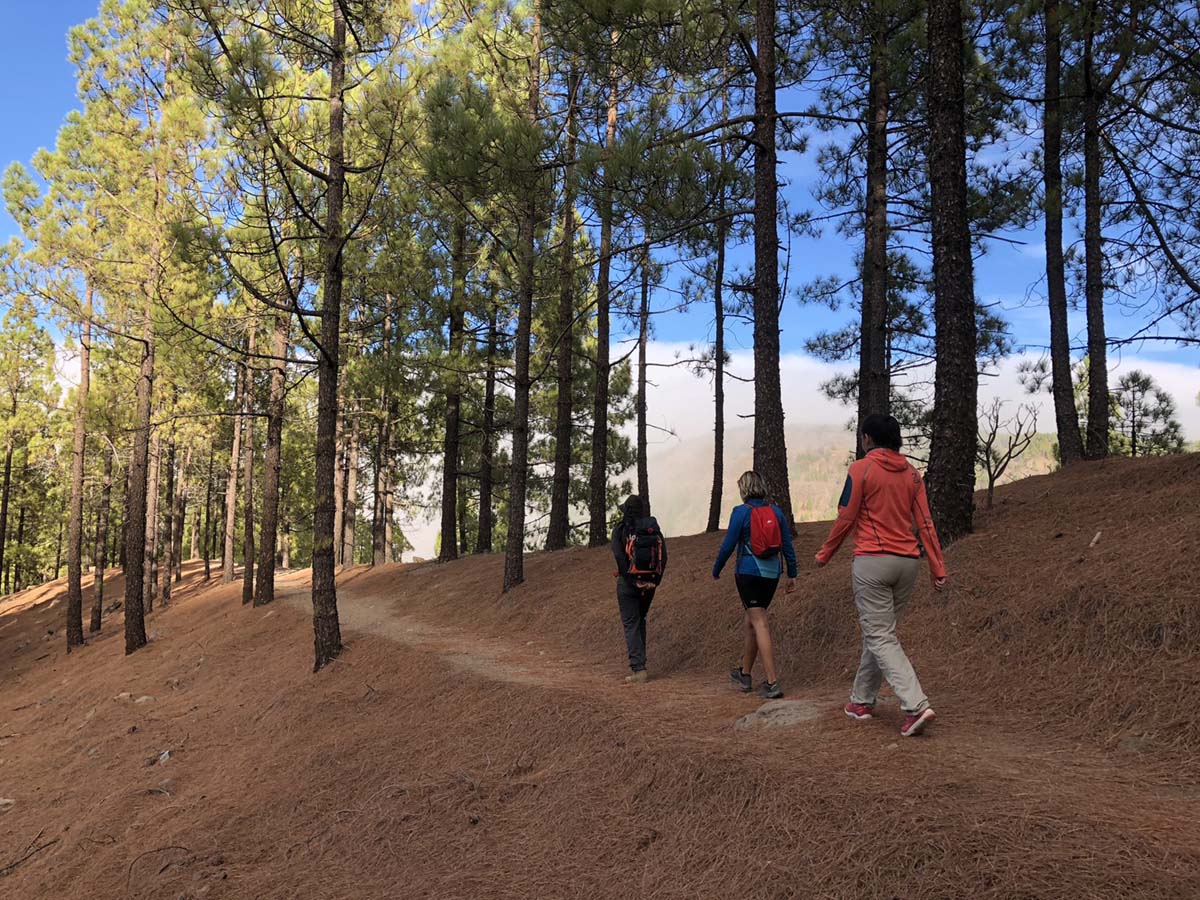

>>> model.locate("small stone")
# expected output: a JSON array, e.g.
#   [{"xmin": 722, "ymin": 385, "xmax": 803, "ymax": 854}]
[
  {"xmin": 116, "ymin": 692, "xmax": 132, "ymax": 700},
  {"xmin": 887, "ymin": 743, "xmax": 899, "ymax": 750},
  {"xmin": 734, "ymin": 700, "xmax": 823, "ymax": 731},
  {"xmin": 157, "ymin": 750, "xmax": 172, "ymax": 766},
  {"xmin": 0, "ymin": 798, "xmax": 16, "ymax": 813},
  {"xmin": 134, "ymin": 696, "xmax": 155, "ymax": 704}
]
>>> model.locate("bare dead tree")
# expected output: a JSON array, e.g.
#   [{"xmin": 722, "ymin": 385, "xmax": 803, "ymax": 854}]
[{"xmin": 976, "ymin": 399, "xmax": 1039, "ymax": 510}]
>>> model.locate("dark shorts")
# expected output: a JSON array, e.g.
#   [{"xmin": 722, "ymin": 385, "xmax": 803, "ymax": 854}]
[{"xmin": 735, "ymin": 574, "xmax": 779, "ymax": 610}]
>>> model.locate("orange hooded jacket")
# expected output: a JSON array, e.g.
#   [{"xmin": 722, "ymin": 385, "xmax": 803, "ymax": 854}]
[{"xmin": 815, "ymin": 448, "xmax": 947, "ymax": 581}]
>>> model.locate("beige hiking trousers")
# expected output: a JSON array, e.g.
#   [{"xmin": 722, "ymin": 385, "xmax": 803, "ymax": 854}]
[{"xmin": 850, "ymin": 554, "xmax": 929, "ymax": 715}]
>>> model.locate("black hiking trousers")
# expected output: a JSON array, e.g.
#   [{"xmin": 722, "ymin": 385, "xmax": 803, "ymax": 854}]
[{"xmin": 616, "ymin": 579, "xmax": 655, "ymax": 672}]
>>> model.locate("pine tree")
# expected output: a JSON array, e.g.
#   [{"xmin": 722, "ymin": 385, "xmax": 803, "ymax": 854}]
[{"xmin": 926, "ymin": 0, "xmax": 979, "ymax": 541}]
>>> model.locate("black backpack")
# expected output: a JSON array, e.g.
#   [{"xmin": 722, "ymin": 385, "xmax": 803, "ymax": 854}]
[{"xmin": 624, "ymin": 516, "xmax": 665, "ymax": 580}]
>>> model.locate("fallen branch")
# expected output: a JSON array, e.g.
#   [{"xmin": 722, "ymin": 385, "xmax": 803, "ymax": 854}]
[
  {"xmin": 0, "ymin": 830, "xmax": 60, "ymax": 877},
  {"xmin": 126, "ymin": 845, "xmax": 190, "ymax": 890}
]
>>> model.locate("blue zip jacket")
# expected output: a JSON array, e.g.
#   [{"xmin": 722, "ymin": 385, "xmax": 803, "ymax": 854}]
[{"xmin": 712, "ymin": 499, "xmax": 799, "ymax": 580}]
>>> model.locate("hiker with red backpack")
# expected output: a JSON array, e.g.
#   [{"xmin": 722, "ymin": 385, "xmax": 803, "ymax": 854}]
[
  {"xmin": 611, "ymin": 495, "xmax": 668, "ymax": 683},
  {"xmin": 712, "ymin": 471, "xmax": 798, "ymax": 699},
  {"xmin": 815, "ymin": 413, "xmax": 946, "ymax": 738}
]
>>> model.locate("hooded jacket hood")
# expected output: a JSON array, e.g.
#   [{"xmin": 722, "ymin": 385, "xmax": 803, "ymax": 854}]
[{"xmin": 868, "ymin": 447, "xmax": 910, "ymax": 472}]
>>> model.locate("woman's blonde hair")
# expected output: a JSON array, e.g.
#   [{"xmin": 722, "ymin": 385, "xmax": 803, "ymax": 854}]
[{"xmin": 737, "ymin": 470, "xmax": 769, "ymax": 502}]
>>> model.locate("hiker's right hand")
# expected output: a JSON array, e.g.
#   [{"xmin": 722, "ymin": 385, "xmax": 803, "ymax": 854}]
[
  {"xmin": 785, "ymin": 578, "xmax": 796, "ymax": 594},
  {"xmin": 933, "ymin": 577, "xmax": 947, "ymax": 592}
]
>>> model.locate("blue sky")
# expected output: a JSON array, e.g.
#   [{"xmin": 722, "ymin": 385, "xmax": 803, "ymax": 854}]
[{"xmin": 2, "ymin": 1, "xmax": 1195, "ymax": 380}]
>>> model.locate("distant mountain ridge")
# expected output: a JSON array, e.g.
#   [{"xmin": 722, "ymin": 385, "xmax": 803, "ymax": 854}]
[{"xmin": 639, "ymin": 423, "xmax": 1058, "ymax": 537}]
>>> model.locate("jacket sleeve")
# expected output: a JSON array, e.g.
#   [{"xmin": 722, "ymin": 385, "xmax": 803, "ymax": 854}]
[
  {"xmin": 660, "ymin": 533, "xmax": 668, "ymax": 575},
  {"xmin": 776, "ymin": 505, "xmax": 799, "ymax": 578},
  {"xmin": 712, "ymin": 507, "xmax": 743, "ymax": 577},
  {"xmin": 611, "ymin": 525, "xmax": 629, "ymax": 576},
  {"xmin": 911, "ymin": 475, "xmax": 947, "ymax": 581},
  {"xmin": 816, "ymin": 466, "xmax": 863, "ymax": 564}
]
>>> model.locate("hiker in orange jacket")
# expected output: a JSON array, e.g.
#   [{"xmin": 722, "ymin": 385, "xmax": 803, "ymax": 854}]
[{"xmin": 816, "ymin": 414, "xmax": 947, "ymax": 737}]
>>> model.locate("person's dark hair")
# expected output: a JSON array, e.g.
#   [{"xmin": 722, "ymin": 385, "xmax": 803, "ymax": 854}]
[
  {"xmin": 621, "ymin": 494, "xmax": 645, "ymax": 524},
  {"xmin": 861, "ymin": 413, "xmax": 903, "ymax": 451}
]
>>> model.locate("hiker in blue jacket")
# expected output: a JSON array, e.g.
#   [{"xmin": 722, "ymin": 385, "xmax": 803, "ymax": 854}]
[{"xmin": 712, "ymin": 471, "xmax": 798, "ymax": 699}]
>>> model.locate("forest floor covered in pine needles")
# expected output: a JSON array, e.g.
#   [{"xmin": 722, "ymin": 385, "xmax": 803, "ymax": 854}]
[{"xmin": 2, "ymin": 453, "xmax": 1200, "ymax": 899}]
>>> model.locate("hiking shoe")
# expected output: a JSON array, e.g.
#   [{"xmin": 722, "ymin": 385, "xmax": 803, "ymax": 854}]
[
  {"xmin": 900, "ymin": 708, "xmax": 936, "ymax": 737},
  {"xmin": 729, "ymin": 667, "xmax": 752, "ymax": 693},
  {"xmin": 624, "ymin": 670, "xmax": 649, "ymax": 684},
  {"xmin": 758, "ymin": 681, "xmax": 783, "ymax": 699},
  {"xmin": 844, "ymin": 702, "xmax": 875, "ymax": 720}
]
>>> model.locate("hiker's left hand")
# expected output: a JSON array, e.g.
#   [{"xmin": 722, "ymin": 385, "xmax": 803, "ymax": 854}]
[
  {"xmin": 785, "ymin": 578, "xmax": 796, "ymax": 594},
  {"xmin": 814, "ymin": 555, "xmax": 827, "ymax": 568}
]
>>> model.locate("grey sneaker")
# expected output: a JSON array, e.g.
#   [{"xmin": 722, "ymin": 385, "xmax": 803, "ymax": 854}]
[
  {"xmin": 730, "ymin": 667, "xmax": 752, "ymax": 693},
  {"xmin": 758, "ymin": 681, "xmax": 783, "ymax": 699}
]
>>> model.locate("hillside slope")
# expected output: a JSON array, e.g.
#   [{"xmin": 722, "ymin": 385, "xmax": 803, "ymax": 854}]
[{"xmin": 1, "ymin": 454, "xmax": 1198, "ymax": 899}]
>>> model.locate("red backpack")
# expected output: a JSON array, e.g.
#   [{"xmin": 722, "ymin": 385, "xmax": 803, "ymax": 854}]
[{"xmin": 747, "ymin": 504, "xmax": 782, "ymax": 558}]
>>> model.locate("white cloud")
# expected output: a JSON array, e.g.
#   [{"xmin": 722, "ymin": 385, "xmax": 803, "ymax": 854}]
[{"xmin": 399, "ymin": 343, "xmax": 1197, "ymax": 559}]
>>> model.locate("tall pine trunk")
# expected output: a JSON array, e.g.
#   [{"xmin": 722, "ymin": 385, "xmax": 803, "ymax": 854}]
[
  {"xmin": 242, "ymin": 341, "xmax": 256, "ymax": 605},
  {"xmin": 202, "ymin": 442, "xmax": 214, "ymax": 581},
  {"xmin": 333, "ymin": 406, "xmax": 345, "ymax": 566},
  {"xmin": 123, "ymin": 334, "xmax": 153, "ymax": 654},
  {"xmin": 706, "ymin": 219, "xmax": 727, "ymax": 533},
  {"xmin": 174, "ymin": 451, "xmax": 188, "ymax": 583},
  {"xmin": 15, "ymin": 507, "xmax": 26, "ymax": 592},
  {"xmin": 189, "ymin": 483, "xmax": 200, "ymax": 560},
  {"xmin": 858, "ymin": 19, "xmax": 891, "ymax": 452},
  {"xmin": 66, "ymin": 303, "xmax": 91, "ymax": 649},
  {"xmin": 90, "ymin": 446, "xmax": 113, "ymax": 632},
  {"xmin": 144, "ymin": 424, "xmax": 161, "ymax": 610},
  {"xmin": 439, "ymin": 218, "xmax": 468, "ymax": 561},
  {"xmin": 256, "ymin": 312, "xmax": 287, "ymax": 604},
  {"xmin": 1082, "ymin": 0, "xmax": 1108, "ymax": 459},
  {"xmin": 1044, "ymin": 0, "xmax": 1085, "ymax": 465},
  {"xmin": 457, "ymin": 481, "xmax": 470, "ymax": 555},
  {"xmin": 926, "ymin": 0, "xmax": 978, "ymax": 542},
  {"xmin": 477, "ymin": 310, "xmax": 497, "ymax": 553},
  {"xmin": 371, "ymin": 420, "xmax": 389, "ymax": 565},
  {"xmin": 546, "ymin": 71, "xmax": 579, "ymax": 551},
  {"xmin": 222, "ymin": 358, "xmax": 245, "ymax": 582},
  {"xmin": 341, "ymin": 409, "xmax": 358, "ymax": 567},
  {"xmin": 311, "ymin": 4, "xmax": 347, "ymax": 669},
  {"xmin": 160, "ymin": 436, "xmax": 176, "ymax": 606},
  {"xmin": 588, "ymin": 48, "xmax": 619, "ymax": 547},
  {"xmin": 751, "ymin": 0, "xmax": 793, "ymax": 522},
  {"xmin": 636, "ymin": 237, "xmax": 651, "ymax": 509},
  {"xmin": 383, "ymin": 459, "xmax": 394, "ymax": 562},
  {"xmin": 503, "ymin": 0, "xmax": 541, "ymax": 591},
  {"xmin": 0, "ymin": 406, "xmax": 13, "ymax": 588}
]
